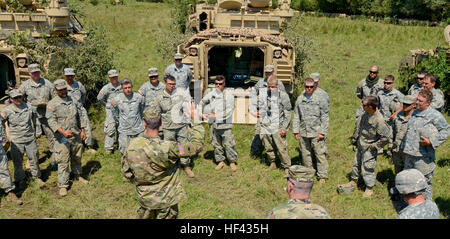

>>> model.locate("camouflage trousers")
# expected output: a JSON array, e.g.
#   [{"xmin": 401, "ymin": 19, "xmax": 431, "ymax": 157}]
[
  {"xmin": 11, "ymin": 140, "xmax": 41, "ymax": 182},
  {"xmin": 81, "ymin": 107, "xmax": 93, "ymax": 147},
  {"xmin": 163, "ymin": 126, "xmax": 190, "ymax": 167},
  {"xmin": 0, "ymin": 149, "xmax": 15, "ymax": 193},
  {"xmin": 137, "ymin": 204, "xmax": 179, "ymax": 219},
  {"xmin": 104, "ymin": 108, "xmax": 118, "ymax": 152},
  {"xmin": 210, "ymin": 126, "xmax": 237, "ymax": 163},
  {"xmin": 392, "ymin": 151, "xmax": 405, "ymax": 174},
  {"xmin": 299, "ymin": 137, "xmax": 328, "ymax": 179},
  {"xmin": 54, "ymin": 136, "xmax": 83, "ymax": 188},
  {"xmin": 351, "ymin": 146, "xmax": 378, "ymax": 188},
  {"xmin": 261, "ymin": 132, "xmax": 291, "ymax": 169},
  {"xmin": 118, "ymin": 132, "xmax": 143, "ymax": 155},
  {"xmin": 404, "ymin": 154, "xmax": 435, "ymax": 200},
  {"xmin": 35, "ymin": 117, "xmax": 56, "ymax": 152}
]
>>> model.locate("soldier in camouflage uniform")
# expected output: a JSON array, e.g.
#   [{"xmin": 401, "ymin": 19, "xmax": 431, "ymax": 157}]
[
  {"xmin": 250, "ymin": 65, "xmax": 286, "ymax": 157},
  {"xmin": 422, "ymin": 73, "xmax": 445, "ymax": 112},
  {"xmin": 97, "ymin": 69, "xmax": 122, "ymax": 154},
  {"xmin": 266, "ymin": 165, "xmax": 331, "ymax": 219},
  {"xmin": 164, "ymin": 53, "xmax": 193, "ymax": 91},
  {"xmin": 395, "ymin": 169, "xmax": 440, "ymax": 219},
  {"xmin": 46, "ymin": 79, "xmax": 89, "ymax": 197},
  {"xmin": 339, "ymin": 96, "xmax": 391, "ymax": 198},
  {"xmin": 19, "ymin": 63, "xmax": 56, "ymax": 154},
  {"xmin": 152, "ymin": 75, "xmax": 195, "ymax": 178},
  {"xmin": 293, "ymin": 78, "xmax": 329, "ymax": 183},
  {"xmin": 201, "ymin": 75, "xmax": 238, "ymax": 171},
  {"xmin": 138, "ymin": 67, "xmax": 165, "ymax": 109},
  {"xmin": 64, "ymin": 68, "xmax": 96, "ymax": 153},
  {"xmin": 111, "ymin": 78, "xmax": 145, "ymax": 155},
  {"xmin": 122, "ymin": 105, "xmax": 205, "ymax": 219},
  {"xmin": 391, "ymin": 95, "xmax": 416, "ymax": 174},
  {"xmin": 310, "ymin": 72, "xmax": 330, "ymax": 107},
  {"xmin": 1, "ymin": 89, "xmax": 45, "ymax": 189},
  {"xmin": 401, "ymin": 90, "xmax": 449, "ymax": 200},
  {"xmin": 407, "ymin": 71, "xmax": 426, "ymax": 96},
  {"xmin": 251, "ymin": 76, "xmax": 291, "ymax": 172},
  {"xmin": 0, "ymin": 121, "xmax": 23, "ymax": 206}
]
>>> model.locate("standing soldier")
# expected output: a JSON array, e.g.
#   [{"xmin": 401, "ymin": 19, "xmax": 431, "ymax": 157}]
[
  {"xmin": 111, "ymin": 78, "xmax": 145, "ymax": 155},
  {"xmin": 401, "ymin": 90, "xmax": 449, "ymax": 200},
  {"xmin": 1, "ymin": 89, "xmax": 45, "ymax": 189},
  {"xmin": 408, "ymin": 71, "xmax": 426, "ymax": 96},
  {"xmin": 201, "ymin": 75, "xmax": 238, "ymax": 171},
  {"xmin": 46, "ymin": 79, "xmax": 89, "ymax": 197},
  {"xmin": 164, "ymin": 53, "xmax": 193, "ymax": 91},
  {"xmin": 422, "ymin": 73, "xmax": 444, "ymax": 112},
  {"xmin": 153, "ymin": 75, "xmax": 194, "ymax": 177},
  {"xmin": 251, "ymin": 76, "xmax": 291, "ymax": 173},
  {"xmin": 310, "ymin": 72, "xmax": 330, "ymax": 106},
  {"xmin": 0, "ymin": 121, "xmax": 23, "ymax": 206},
  {"xmin": 138, "ymin": 68, "xmax": 165, "ymax": 109},
  {"xmin": 266, "ymin": 165, "xmax": 331, "ymax": 219},
  {"xmin": 19, "ymin": 63, "xmax": 56, "ymax": 155},
  {"xmin": 293, "ymin": 78, "xmax": 329, "ymax": 184},
  {"xmin": 122, "ymin": 106, "xmax": 205, "ymax": 219},
  {"xmin": 338, "ymin": 96, "xmax": 391, "ymax": 198},
  {"xmin": 97, "ymin": 69, "xmax": 122, "ymax": 154},
  {"xmin": 63, "ymin": 68, "xmax": 96, "ymax": 153},
  {"xmin": 250, "ymin": 65, "xmax": 286, "ymax": 157}
]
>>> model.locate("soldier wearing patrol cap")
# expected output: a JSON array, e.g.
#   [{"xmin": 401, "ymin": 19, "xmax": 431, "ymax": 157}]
[
  {"xmin": 164, "ymin": 53, "xmax": 193, "ymax": 91},
  {"xmin": 310, "ymin": 72, "xmax": 330, "ymax": 106},
  {"xmin": 19, "ymin": 63, "xmax": 56, "ymax": 156},
  {"xmin": 46, "ymin": 79, "xmax": 89, "ymax": 197},
  {"xmin": 1, "ymin": 89, "xmax": 45, "ymax": 191},
  {"xmin": 266, "ymin": 165, "xmax": 331, "ymax": 219},
  {"xmin": 97, "ymin": 69, "xmax": 122, "ymax": 154},
  {"xmin": 391, "ymin": 95, "xmax": 416, "ymax": 174},
  {"xmin": 138, "ymin": 67, "xmax": 165, "ymax": 109},
  {"xmin": 394, "ymin": 169, "xmax": 440, "ymax": 219},
  {"xmin": 122, "ymin": 105, "xmax": 205, "ymax": 219},
  {"xmin": 250, "ymin": 65, "xmax": 286, "ymax": 157},
  {"xmin": 63, "ymin": 68, "xmax": 96, "ymax": 153}
]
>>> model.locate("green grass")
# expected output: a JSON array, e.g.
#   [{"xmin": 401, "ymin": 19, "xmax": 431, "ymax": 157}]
[{"xmin": 0, "ymin": 0, "xmax": 448, "ymax": 218}]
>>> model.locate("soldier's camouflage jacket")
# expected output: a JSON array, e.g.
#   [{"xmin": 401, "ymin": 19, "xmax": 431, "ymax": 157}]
[
  {"xmin": 266, "ymin": 199, "xmax": 331, "ymax": 219},
  {"xmin": 430, "ymin": 88, "xmax": 444, "ymax": 112},
  {"xmin": 201, "ymin": 88, "xmax": 234, "ymax": 129},
  {"xmin": 407, "ymin": 83, "xmax": 422, "ymax": 96},
  {"xmin": 397, "ymin": 200, "xmax": 440, "ymax": 219},
  {"xmin": 111, "ymin": 92, "xmax": 145, "ymax": 136},
  {"xmin": 355, "ymin": 110, "xmax": 391, "ymax": 151},
  {"xmin": 138, "ymin": 81, "xmax": 165, "ymax": 109},
  {"xmin": 377, "ymin": 88, "xmax": 404, "ymax": 120},
  {"xmin": 19, "ymin": 78, "xmax": 55, "ymax": 118},
  {"xmin": 153, "ymin": 89, "xmax": 191, "ymax": 130},
  {"xmin": 164, "ymin": 64, "xmax": 193, "ymax": 90},
  {"xmin": 392, "ymin": 111, "xmax": 410, "ymax": 153},
  {"xmin": 1, "ymin": 102, "xmax": 35, "ymax": 143},
  {"xmin": 122, "ymin": 123, "xmax": 205, "ymax": 209},
  {"xmin": 97, "ymin": 82, "xmax": 122, "ymax": 109},
  {"xmin": 293, "ymin": 90, "xmax": 329, "ymax": 138},
  {"xmin": 356, "ymin": 77, "xmax": 384, "ymax": 101}
]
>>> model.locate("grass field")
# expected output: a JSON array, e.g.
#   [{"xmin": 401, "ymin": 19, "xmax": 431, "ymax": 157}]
[{"xmin": 0, "ymin": 0, "xmax": 448, "ymax": 219}]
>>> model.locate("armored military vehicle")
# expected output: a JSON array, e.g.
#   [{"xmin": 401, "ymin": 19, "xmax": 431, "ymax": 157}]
[
  {"xmin": 179, "ymin": 0, "xmax": 295, "ymax": 124},
  {"xmin": 0, "ymin": 0, "xmax": 83, "ymax": 101}
]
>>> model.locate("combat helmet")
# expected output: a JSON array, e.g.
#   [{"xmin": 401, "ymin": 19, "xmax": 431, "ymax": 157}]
[{"xmin": 395, "ymin": 169, "xmax": 427, "ymax": 195}]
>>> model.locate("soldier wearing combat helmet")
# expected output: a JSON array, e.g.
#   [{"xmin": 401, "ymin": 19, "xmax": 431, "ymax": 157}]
[
  {"xmin": 122, "ymin": 105, "xmax": 205, "ymax": 219},
  {"xmin": 394, "ymin": 169, "xmax": 440, "ymax": 219},
  {"xmin": 266, "ymin": 165, "xmax": 331, "ymax": 219}
]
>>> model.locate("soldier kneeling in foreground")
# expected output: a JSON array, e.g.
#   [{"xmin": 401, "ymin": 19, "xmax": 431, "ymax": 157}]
[{"xmin": 121, "ymin": 104, "xmax": 205, "ymax": 219}]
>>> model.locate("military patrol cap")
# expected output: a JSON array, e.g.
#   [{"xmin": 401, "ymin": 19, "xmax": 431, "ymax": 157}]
[
  {"xmin": 284, "ymin": 165, "xmax": 316, "ymax": 182},
  {"xmin": 108, "ymin": 69, "xmax": 119, "ymax": 77},
  {"xmin": 143, "ymin": 108, "xmax": 161, "ymax": 121},
  {"xmin": 264, "ymin": 64, "xmax": 275, "ymax": 73},
  {"xmin": 9, "ymin": 89, "xmax": 23, "ymax": 98},
  {"xmin": 54, "ymin": 79, "xmax": 67, "ymax": 90},
  {"xmin": 121, "ymin": 78, "xmax": 132, "ymax": 84},
  {"xmin": 174, "ymin": 53, "xmax": 183, "ymax": 59},
  {"xmin": 310, "ymin": 72, "xmax": 320, "ymax": 82},
  {"xmin": 28, "ymin": 63, "xmax": 40, "ymax": 73},
  {"xmin": 395, "ymin": 169, "xmax": 427, "ymax": 195},
  {"xmin": 64, "ymin": 68, "xmax": 75, "ymax": 76},
  {"xmin": 148, "ymin": 67, "xmax": 158, "ymax": 77},
  {"xmin": 403, "ymin": 95, "xmax": 416, "ymax": 105}
]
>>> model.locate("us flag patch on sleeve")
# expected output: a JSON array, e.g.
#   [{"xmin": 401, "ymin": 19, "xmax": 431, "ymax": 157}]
[
  {"xmin": 0, "ymin": 112, "xmax": 6, "ymax": 119},
  {"xmin": 179, "ymin": 145, "xmax": 185, "ymax": 155}
]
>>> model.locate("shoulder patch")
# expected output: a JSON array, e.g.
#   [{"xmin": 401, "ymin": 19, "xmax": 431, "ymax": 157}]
[
  {"xmin": 0, "ymin": 112, "xmax": 6, "ymax": 119},
  {"xmin": 99, "ymin": 90, "xmax": 104, "ymax": 95},
  {"xmin": 47, "ymin": 105, "xmax": 54, "ymax": 111},
  {"xmin": 179, "ymin": 145, "xmax": 185, "ymax": 155}
]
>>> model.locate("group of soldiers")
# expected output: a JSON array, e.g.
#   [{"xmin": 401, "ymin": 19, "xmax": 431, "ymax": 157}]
[{"xmin": 0, "ymin": 52, "xmax": 448, "ymax": 219}]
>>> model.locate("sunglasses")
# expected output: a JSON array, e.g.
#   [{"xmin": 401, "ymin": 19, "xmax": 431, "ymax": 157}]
[
  {"xmin": 150, "ymin": 76, "xmax": 158, "ymax": 79},
  {"xmin": 403, "ymin": 103, "xmax": 411, "ymax": 107},
  {"xmin": 369, "ymin": 71, "xmax": 378, "ymax": 74},
  {"xmin": 166, "ymin": 83, "xmax": 176, "ymax": 86},
  {"xmin": 384, "ymin": 82, "xmax": 393, "ymax": 85},
  {"xmin": 417, "ymin": 77, "xmax": 424, "ymax": 80},
  {"xmin": 304, "ymin": 85, "xmax": 314, "ymax": 89},
  {"xmin": 215, "ymin": 82, "xmax": 224, "ymax": 85}
]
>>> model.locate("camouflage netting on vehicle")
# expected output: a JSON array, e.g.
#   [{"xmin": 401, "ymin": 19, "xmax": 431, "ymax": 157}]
[{"xmin": 183, "ymin": 28, "xmax": 293, "ymax": 49}]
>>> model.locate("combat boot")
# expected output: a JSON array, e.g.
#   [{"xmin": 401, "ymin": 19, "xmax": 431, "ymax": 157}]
[
  {"xmin": 269, "ymin": 162, "xmax": 277, "ymax": 170},
  {"xmin": 184, "ymin": 167, "xmax": 195, "ymax": 178},
  {"xmin": 319, "ymin": 178, "xmax": 326, "ymax": 184},
  {"xmin": 59, "ymin": 188, "xmax": 68, "ymax": 197},
  {"xmin": 230, "ymin": 162, "xmax": 237, "ymax": 172},
  {"xmin": 75, "ymin": 175, "xmax": 89, "ymax": 185},
  {"xmin": 34, "ymin": 178, "xmax": 45, "ymax": 188},
  {"xmin": 215, "ymin": 161, "xmax": 225, "ymax": 171},
  {"xmin": 363, "ymin": 187, "xmax": 373, "ymax": 198},
  {"xmin": 6, "ymin": 192, "xmax": 23, "ymax": 205}
]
